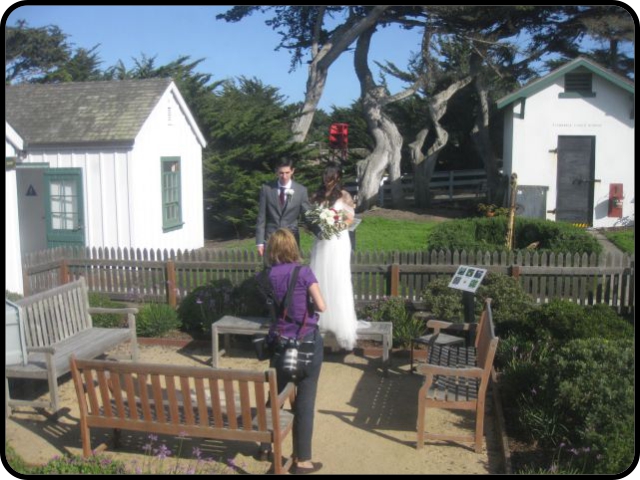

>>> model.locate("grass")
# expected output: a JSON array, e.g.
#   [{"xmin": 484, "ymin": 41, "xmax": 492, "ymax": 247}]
[
  {"xmin": 210, "ymin": 216, "xmax": 442, "ymax": 253},
  {"xmin": 602, "ymin": 227, "xmax": 634, "ymax": 254}
]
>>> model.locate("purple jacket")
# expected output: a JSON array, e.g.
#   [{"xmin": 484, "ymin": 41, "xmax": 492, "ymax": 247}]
[{"xmin": 266, "ymin": 263, "xmax": 319, "ymax": 339}]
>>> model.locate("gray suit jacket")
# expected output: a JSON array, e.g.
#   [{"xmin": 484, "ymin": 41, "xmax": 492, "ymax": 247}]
[{"xmin": 256, "ymin": 180, "xmax": 311, "ymax": 246}]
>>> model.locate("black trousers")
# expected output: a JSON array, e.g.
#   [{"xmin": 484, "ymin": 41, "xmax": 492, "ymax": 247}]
[{"xmin": 263, "ymin": 330, "xmax": 324, "ymax": 461}]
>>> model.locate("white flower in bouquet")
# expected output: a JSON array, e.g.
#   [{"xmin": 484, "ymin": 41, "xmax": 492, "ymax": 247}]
[
  {"xmin": 285, "ymin": 188, "xmax": 295, "ymax": 198},
  {"xmin": 305, "ymin": 204, "xmax": 348, "ymax": 240}
]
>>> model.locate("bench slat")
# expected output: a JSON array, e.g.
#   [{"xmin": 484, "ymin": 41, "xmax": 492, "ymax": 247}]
[
  {"xmin": 416, "ymin": 298, "xmax": 499, "ymax": 453},
  {"xmin": 70, "ymin": 357, "xmax": 295, "ymax": 474}
]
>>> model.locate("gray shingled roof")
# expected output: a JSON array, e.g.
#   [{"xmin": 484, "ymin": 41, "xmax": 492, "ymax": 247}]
[{"xmin": 5, "ymin": 78, "xmax": 173, "ymax": 146}]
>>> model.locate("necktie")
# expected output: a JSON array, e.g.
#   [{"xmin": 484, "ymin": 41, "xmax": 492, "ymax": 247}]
[{"xmin": 279, "ymin": 187, "xmax": 285, "ymax": 206}]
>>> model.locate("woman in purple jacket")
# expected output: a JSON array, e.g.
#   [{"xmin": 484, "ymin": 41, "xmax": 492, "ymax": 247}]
[{"xmin": 259, "ymin": 228, "xmax": 325, "ymax": 474}]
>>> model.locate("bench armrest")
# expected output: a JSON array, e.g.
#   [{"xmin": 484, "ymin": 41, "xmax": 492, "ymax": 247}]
[
  {"xmin": 416, "ymin": 364, "xmax": 484, "ymax": 378},
  {"xmin": 89, "ymin": 307, "xmax": 139, "ymax": 315},
  {"xmin": 426, "ymin": 319, "xmax": 477, "ymax": 334},
  {"xmin": 27, "ymin": 346, "xmax": 56, "ymax": 354},
  {"xmin": 276, "ymin": 381, "xmax": 296, "ymax": 408}
]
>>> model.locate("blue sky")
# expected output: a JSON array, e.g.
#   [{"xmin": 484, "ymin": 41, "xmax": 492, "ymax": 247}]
[{"xmin": 4, "ymin": 5, "xmax": 424, "ymax": 111}]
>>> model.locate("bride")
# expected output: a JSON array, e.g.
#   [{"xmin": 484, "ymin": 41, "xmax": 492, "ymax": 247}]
[{"xmin": 309, "ymin": 163, "xmax": 359, "ymax": 350}]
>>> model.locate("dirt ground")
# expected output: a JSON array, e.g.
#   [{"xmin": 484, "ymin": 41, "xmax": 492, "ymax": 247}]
[{"xmin": 5, "ymin": 341, "xmax": 502, "ymax": 474}]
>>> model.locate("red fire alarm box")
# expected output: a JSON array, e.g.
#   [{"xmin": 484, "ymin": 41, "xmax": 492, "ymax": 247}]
[
  {"xmin": 329, "ymin": 123, "xmax": 348, "ymax": 149},
  {"xmin": 608, "ymin": 183, "xmax": 623, "ymax": 217}
]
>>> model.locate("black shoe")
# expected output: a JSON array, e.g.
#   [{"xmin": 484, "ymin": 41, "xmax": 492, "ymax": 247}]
[{"xmin": 292, "ymin": 461, "xmax": 323, "ymax": 474}]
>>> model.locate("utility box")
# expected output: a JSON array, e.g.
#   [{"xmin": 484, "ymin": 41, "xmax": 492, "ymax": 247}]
[
  {"xmin": 6, "ymin": 299, "xmax": 28, "ymax": 366},
  {"xmin": 516, "ymin": 185, "xmax": 549, "ymax": 219}
]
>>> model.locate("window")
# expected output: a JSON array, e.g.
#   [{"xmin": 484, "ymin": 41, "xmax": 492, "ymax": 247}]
[
  {"xmin": 560, "ymin": 71, "xmax": 595, "ymax": 98},
  {"xmin": 161, "ymin": 157, "xmax": 183, "ymax": 231}
]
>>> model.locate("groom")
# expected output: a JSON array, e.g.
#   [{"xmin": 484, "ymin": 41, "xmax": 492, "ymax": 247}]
[{"xmin": 256, "ymin": 158, "xmax": 311, "ymax": 256}]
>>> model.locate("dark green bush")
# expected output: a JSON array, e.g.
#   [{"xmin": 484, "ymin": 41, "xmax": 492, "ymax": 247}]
[
  {"xmin": 136, "ymin": 302, "xmax": 180, "ymax": 337},
  {"xmin": 5, "ymin": 290, "xmax": 22, "ymax": 302},
  {"xmin": 521, "ymin": 299, "xmax": 633, "ymax": 344},
  {"xmin": 359, "ymin": 296, "xmax": 423, "ymax": 347},
  {"xmin": 88, "ymin": 292, "xmax": 128, "ymax": 328},
  {"xmin": 428, "ymin": 217, "xmax": 602, "ymax": 255},
  {"xmin": 421, "ymin": 272, "xmax": 535, "ymax": 330},
  {"xmin": 539, "ymin": 338, "xmax": 634, "ymax": 474},
  {"xmin": 233, "ymin": 276, "xmax": 269, "ymax": 317},
  {"xmin": 177, "ymin": 278, "xmax": 237, "ymax": 335}
]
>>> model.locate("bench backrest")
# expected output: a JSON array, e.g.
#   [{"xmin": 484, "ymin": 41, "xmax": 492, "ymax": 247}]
[
  {"xmin": 16, "ymin": 278, "xmax": 92, "ymax": 348},
  {"xmin": 474, "ymin": 298, "xmax": 499, "ymax": 374},
  {"xmin": 70, "ymin": 357, "xmax": 282, "ymax": 438}
]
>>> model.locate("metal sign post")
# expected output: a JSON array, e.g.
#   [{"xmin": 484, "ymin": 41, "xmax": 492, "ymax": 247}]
[{"xmin": 448, "ymin": 265, "xmax": 488, "ymax": 324}]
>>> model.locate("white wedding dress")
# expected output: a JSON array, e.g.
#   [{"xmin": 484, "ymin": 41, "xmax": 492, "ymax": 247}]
[{"xmin": 309, "ymin": 193, "xmax": 359, "ymax": 350}]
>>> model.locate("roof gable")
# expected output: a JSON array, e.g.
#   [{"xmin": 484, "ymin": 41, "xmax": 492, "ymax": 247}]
[
  {"xmin": 5, "ymin": 78, "xmax": 174, "ymax": 146},
  {"xmin": 497, "ymin": 57, "xmax": 634, "ymax": 109}
]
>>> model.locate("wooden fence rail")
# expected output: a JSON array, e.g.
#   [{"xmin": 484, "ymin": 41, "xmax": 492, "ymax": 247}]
[{"xmin": 22, "ymin": 246, "xmax": 634, "ymax": 315}]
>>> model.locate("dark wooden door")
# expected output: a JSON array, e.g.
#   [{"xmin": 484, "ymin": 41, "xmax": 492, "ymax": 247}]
[{"xmin": 556, "ymin": 136, "xmax": 595, "ymax": 226}]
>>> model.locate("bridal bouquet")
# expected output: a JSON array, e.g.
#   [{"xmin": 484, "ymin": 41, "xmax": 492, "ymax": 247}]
[{"xmin": 305, "ymin": 204, "xmax": 348, "ymax": 240}]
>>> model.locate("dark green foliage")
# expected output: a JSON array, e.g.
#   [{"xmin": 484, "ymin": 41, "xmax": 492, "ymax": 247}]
[
  {"xmin": 497, "ymin": 299, "xmax": 634, "ymax": 474},
  {"xmin": 177, "ymin": 279, "xmax": 237, "ymax": 335},
  {"xmin": 88, "ymin": 292, "xmax": 128, "ymax": 328},
  {"xmin": 29, "ymin": 454, "xmax": 127, "ymax": 474},
  {"xmin": 421, "ymin": 272, "xmax": 534, "ymax": 329},
  {"xmin": 359, "ymin": 297, "xmax": 423, "ymax": 347},
  {"xmin": 136, "ymin": 303, "xmax": 180, "ymax": 337},
  {"xmin": 428, "ymin": 217, "xmax": 603, "ymax": 255},
  {"xmin": 518, "ymin": 299, "xmax": 633, "ymax": 343},
  {"xmin": 202, "ymin": 77, "xmax": 308, "ymax": 238},
  {"xmin": 540, "ymin": 338, "xmax": 634, "ymax": 474},
  {"xmin": 5, "ymin": 290, "xmax": 23, "ymax": 302},
  {"xmin": 233, "ymin": 276, "xmax": 270, "ymax": 317},
  {"xmin": 475, "ymin": 273, "xmax": 535, "ymax": 328}
]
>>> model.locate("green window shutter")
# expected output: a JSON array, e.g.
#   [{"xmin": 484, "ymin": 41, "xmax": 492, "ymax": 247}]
[{"xmin": 161, "ymin": 157, "xmax": 183, "ymax": 231}]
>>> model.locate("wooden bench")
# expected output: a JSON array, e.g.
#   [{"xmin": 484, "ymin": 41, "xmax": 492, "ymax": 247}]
[
  {"xmin": 415, "ymin": 298, "xmax": 499, "ymax": 453},
  {"xmin": 70, "ymin": 356, "xmax": 296, "ymax": 474},
  {"xmin": 5, "ymin": 277, "xmax": 138, "ymax": 415},
  {"xmin": 211, "ymin": 315, "xmax": 393, "ymax": 369}
]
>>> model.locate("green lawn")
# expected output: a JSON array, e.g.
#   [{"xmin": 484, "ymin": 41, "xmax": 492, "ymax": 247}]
[
  {"xmin": 603, "ymin": 228, "xmax": 635, "ymax": 254},
  {"xmin": 210, "ymin": 217, "xmax": 442, "ymax": 253}
]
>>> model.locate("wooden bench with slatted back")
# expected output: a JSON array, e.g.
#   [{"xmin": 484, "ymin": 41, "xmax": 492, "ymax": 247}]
[
  {"xmin": 5, "ymin": 277, "xmax": 138, "ymax": 416},
  {"xmin": 415, "ymin": 298, "xmax": 499, "ymax": 453},
  {"xmin": 69, "ymin": 356, "xmax": 296, "ymax": 474}
]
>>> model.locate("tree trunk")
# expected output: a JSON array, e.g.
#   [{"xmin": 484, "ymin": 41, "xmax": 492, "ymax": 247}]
[
  {"xmin": 289, "ymin": 6, "xmax": 390, "ymax": 143},
  {"xmin": 411, "ymin": 76, "xmax": 473, "ymax": 208},
  {"xmin": 471, "ymin": 76, "xmax": 502, "ymax": 204},
  {"xmin": 354, "ymin": 25, "xmax": 425, "ymax": 212}
]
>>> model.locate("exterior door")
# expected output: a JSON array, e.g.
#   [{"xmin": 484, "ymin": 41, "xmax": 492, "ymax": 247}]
[
  {"xmin": 556, "ymin": 136, "xmax": 595, "ymax": 226},
  {"xmin": 44, "ymin": 168, "xmax": 85, "ymax": 248}
]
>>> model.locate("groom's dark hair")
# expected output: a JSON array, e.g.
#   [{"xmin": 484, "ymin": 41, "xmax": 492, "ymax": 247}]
[{"xmin": 274, "ymin": 158, "xmax": 295, "ymax": 170}]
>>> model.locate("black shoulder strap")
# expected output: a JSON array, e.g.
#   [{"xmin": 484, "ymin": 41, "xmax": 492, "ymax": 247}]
[{"xmin": 282, "ymin": 266, "xmax": 302, "ymax": 311}]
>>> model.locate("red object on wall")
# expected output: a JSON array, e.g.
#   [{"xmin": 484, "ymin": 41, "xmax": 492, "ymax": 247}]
[
  {"xmin": 608, "ymin": 183, "xmax": 623, "ymax": 217},
  {"xmin": 329, "ymin": 123, "xmax": 348, "ymax": 149}
]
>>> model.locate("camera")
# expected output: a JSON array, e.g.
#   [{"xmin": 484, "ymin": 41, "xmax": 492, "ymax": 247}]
[{"xmin": 282, "ymin": 345, "xmax": 299, "ymax": 375}]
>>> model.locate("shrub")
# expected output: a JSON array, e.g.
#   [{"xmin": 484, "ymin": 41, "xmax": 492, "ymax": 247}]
[
  {"xmin": 136, "ymin": 303, "xmax": 180, "ymax": 337},
  {"xmin": 88, "ymin": 292, "xmax": 128, "ymax": 328},
  {"xmin": 421, "ymin": 272, "xmax": 534, "ymax": 330},
  {"xmin": 539, "ymin": 338, "xmax": 634, "ymax": 474},
  {"xmin": 30, "ymin": 453, "xmax": 127, "ymax": 474},
  {"xmin": 177, "ymin": 279, "xmax": 237, "ymax": 335},
  {"xmin": 5, "ymin": 290, "xmax": 22, "ymax": 302},
  {"xmin": 427, "ymin": 217, "xmax": 602, "ymax": 255},
  {"xmin": 521, "ymin": 299, "xmax": 633, "ymax": 344},
  {"xmin": 359, "ymin": 296, "xmax": 423, "ymax": 347}
]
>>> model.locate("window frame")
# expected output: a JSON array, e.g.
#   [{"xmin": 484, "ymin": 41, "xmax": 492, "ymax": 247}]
[{"xmin": 161, "ymin": 156, "xmax": 184, "ymax": 232}]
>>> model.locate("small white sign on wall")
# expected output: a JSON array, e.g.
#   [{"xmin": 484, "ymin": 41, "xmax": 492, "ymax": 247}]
[{"xmin": 448, "ymin": 265, "xmax": 487, "ymax": 293}]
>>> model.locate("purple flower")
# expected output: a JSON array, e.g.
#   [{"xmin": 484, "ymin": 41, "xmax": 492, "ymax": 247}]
[
  {"xmin": 192, "ymin": 447, "xmax": 202, "ymax": 459},
  {"xmin": 156, "ymin": 444, "xmax": 172, "ymax": 459}
]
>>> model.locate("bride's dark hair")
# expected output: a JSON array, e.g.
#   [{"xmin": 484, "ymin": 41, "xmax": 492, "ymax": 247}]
[{"xmin": 312, "ymin": 162, "xmax": 343, "ymax": 206}]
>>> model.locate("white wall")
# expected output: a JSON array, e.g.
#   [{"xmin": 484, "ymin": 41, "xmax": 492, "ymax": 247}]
[
  {"xmin": 506, "ymin": 76, "xmax": 634, "ymax": 228},
  {"xmin": 5, "ymin": 138, "xmax": 24, "ymax": 294},
  {"xmin": 129, "ymin": 85, "xmax": 205, "ymax": 250}
]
